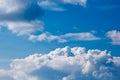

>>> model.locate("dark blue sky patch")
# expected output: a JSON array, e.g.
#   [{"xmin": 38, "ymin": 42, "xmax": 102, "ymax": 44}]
[{"xmin": 23, "ymin": 4, "xmax": 44, "ymax": 21}]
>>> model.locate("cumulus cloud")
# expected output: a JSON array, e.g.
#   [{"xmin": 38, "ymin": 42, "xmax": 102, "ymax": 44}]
[
  {"xmin": 106, "ymin": 30, "xmax": 120, "ymax": 45},
  {"xmin": 0, "ymin": 46, "xmax": 120, "ymax": 80},
  {"xmin": 29, "ymin": 32, "xmax": 100, "ymax": 43}
]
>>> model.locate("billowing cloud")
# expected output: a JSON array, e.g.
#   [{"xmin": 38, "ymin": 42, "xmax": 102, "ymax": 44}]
[
  {"xmin": 29, "ymin": 32, "xmax": 100, "ymax": 43},
  {"xmin": 106, "ymin": 30, "xmax": 120, "ymax": 45},
  {"xmin": 0, "ymin": 46, "xmax": 120, "ymax": 80}
]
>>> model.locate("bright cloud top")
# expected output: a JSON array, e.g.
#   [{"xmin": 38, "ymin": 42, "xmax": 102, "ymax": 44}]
[
  {"xmin": 29, "ymin": 32, "xmax": 100, "ymax": 43},
  {"xmin": 0, "ymin": 46, "xmax": 120, "ymax": 80},
  {"xmin": 107, "ymin": 30, "xmax": 120, "ymax": 45}
]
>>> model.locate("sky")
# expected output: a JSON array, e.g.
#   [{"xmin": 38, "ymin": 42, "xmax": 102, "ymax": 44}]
[{"xmin": 0, "ymin": 0, "xmax": 120, "ymax": 80}]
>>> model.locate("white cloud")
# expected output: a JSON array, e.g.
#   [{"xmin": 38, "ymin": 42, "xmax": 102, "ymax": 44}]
[
  {"xmin": 0, "ymin": 0, "xmax": 22, "ymax": 14},
  {"xmin": 106, "ymin": 30, "xmax": 120, "ymax": 45},
  {"xmin": 29, "ymin": 32, "xmax": 100, "ymax": 43},
  {"xmin": 0, "ymin": 0, "xmax": 44, "ymax": 36},
  {"xmin": 62, "ymin": 0, "xmax": 87, "ymax": 7},
  {"xmin": 38, "ymin": 0, "xmax": 65, "ymax": 11},
  {"xmin": 29, "ymin": 32, "xmax": 67, "ymax": 43},
  {"xmin": 38, "ymin": 0, "xmax": 87, "ymax": 11},
  {"xmin": 62, "ymin": 32, "xmax": 100, "ymax": 41},
  {"xmin": 0, "ymin": 46, "xmax": 120, "ymax": 80},
  {"xmin": 0, "ymin": 0, "xmax": 87, "ymax": 15},
  {"xmin": 1, "ymin": 21, "xmax": 44, "ymax": 36}
]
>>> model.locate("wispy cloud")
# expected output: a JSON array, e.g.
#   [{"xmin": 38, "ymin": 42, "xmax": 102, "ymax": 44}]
[
  {"xmin": 29, "ymin": 32, "xmax": 100, "ymax": 43},
  {"xmin": 0, "ymin": 46, "xmax": 120, "ymax": 80},
  {"xmin": 63, "ymin": 0, "xmax": 87, "ymax": 7},
  {"xmin": 38, "ymin": 0, "xmax": 65, "ymax": 11},
  {"xmin": 38, "ymin": 0, "xmax": 87, "ymax": 11},
  {"xmin": 1, "ymin": 21, "xmax": 44, "ymax": 36},
  {"xmin": 106, "ymin": 30, "xmax": 120, "ymax": 45}
]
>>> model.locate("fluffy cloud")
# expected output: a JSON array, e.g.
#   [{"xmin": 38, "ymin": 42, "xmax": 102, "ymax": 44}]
[
  {"xmin": 29, "ymin": 32, "xmax": 100, "ymax": 43},
  {"xmin": 0, "ymin": 46, "xmax": 120, "ymax": 80},
  {"xmin": 1, "ymin": 21, "xmax": 44, "ymax": 36},
  {"xmin": 106, "ymin": 30, "xmax": 120, "ymax": 45},
  {"xmin": 29, "ymin": 32, "xmax": 67, "ymax": 43}
]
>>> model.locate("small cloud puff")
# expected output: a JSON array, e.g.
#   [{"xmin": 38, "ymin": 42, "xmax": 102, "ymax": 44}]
[
  {"xmin": 106, "ymin": 30, "xmax": 120, "ymax": 45},
  {"xmin": 0, "ymin": 46, "xmax": 120, "ymax": 80}
]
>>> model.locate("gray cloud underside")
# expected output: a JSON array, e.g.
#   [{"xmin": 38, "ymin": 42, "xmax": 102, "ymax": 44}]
[{"xmin": 0, "ymin": 46, "xmax": 120, "ymax": 80}]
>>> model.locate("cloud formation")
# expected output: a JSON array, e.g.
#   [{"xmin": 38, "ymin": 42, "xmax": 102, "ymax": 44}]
[
  {"xmin": 0, "ymin": 46, "xmax": 120, "ymax": 80},
  {"xmin": 0, "ymin": 0, "xmax": 87, "ymax": 41},
  {"xmin": 0, "ymin": 0, "xmax": 87, "ymax": 21},
  {"xmin": 29, "ymin": 32, "xmax": 100, "ymax": 43},
  {"xmin": 0, "ymin": 0, "xmax": 44, "ymax": 36},
  {"xmin": 107, "ymin": 30, "xmax": 120, "ymax": 45}
]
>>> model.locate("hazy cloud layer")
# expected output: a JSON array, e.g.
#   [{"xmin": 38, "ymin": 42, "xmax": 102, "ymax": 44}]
[
  {"xmin": 29, "ymin": 32, "xmax": 100, "ymax": 43},
  {"xmin": 107, "ymin": 30, "xmax": 120, "ymax": 45},
  {"xmin": 0, "ymin": 46, "xmax": 120, "ymax": 80}
]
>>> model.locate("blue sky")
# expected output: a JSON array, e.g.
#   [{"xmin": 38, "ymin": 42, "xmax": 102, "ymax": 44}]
[{"xmin": 0, "ymin": 0, "xmax": 120, "ymax": 80}]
